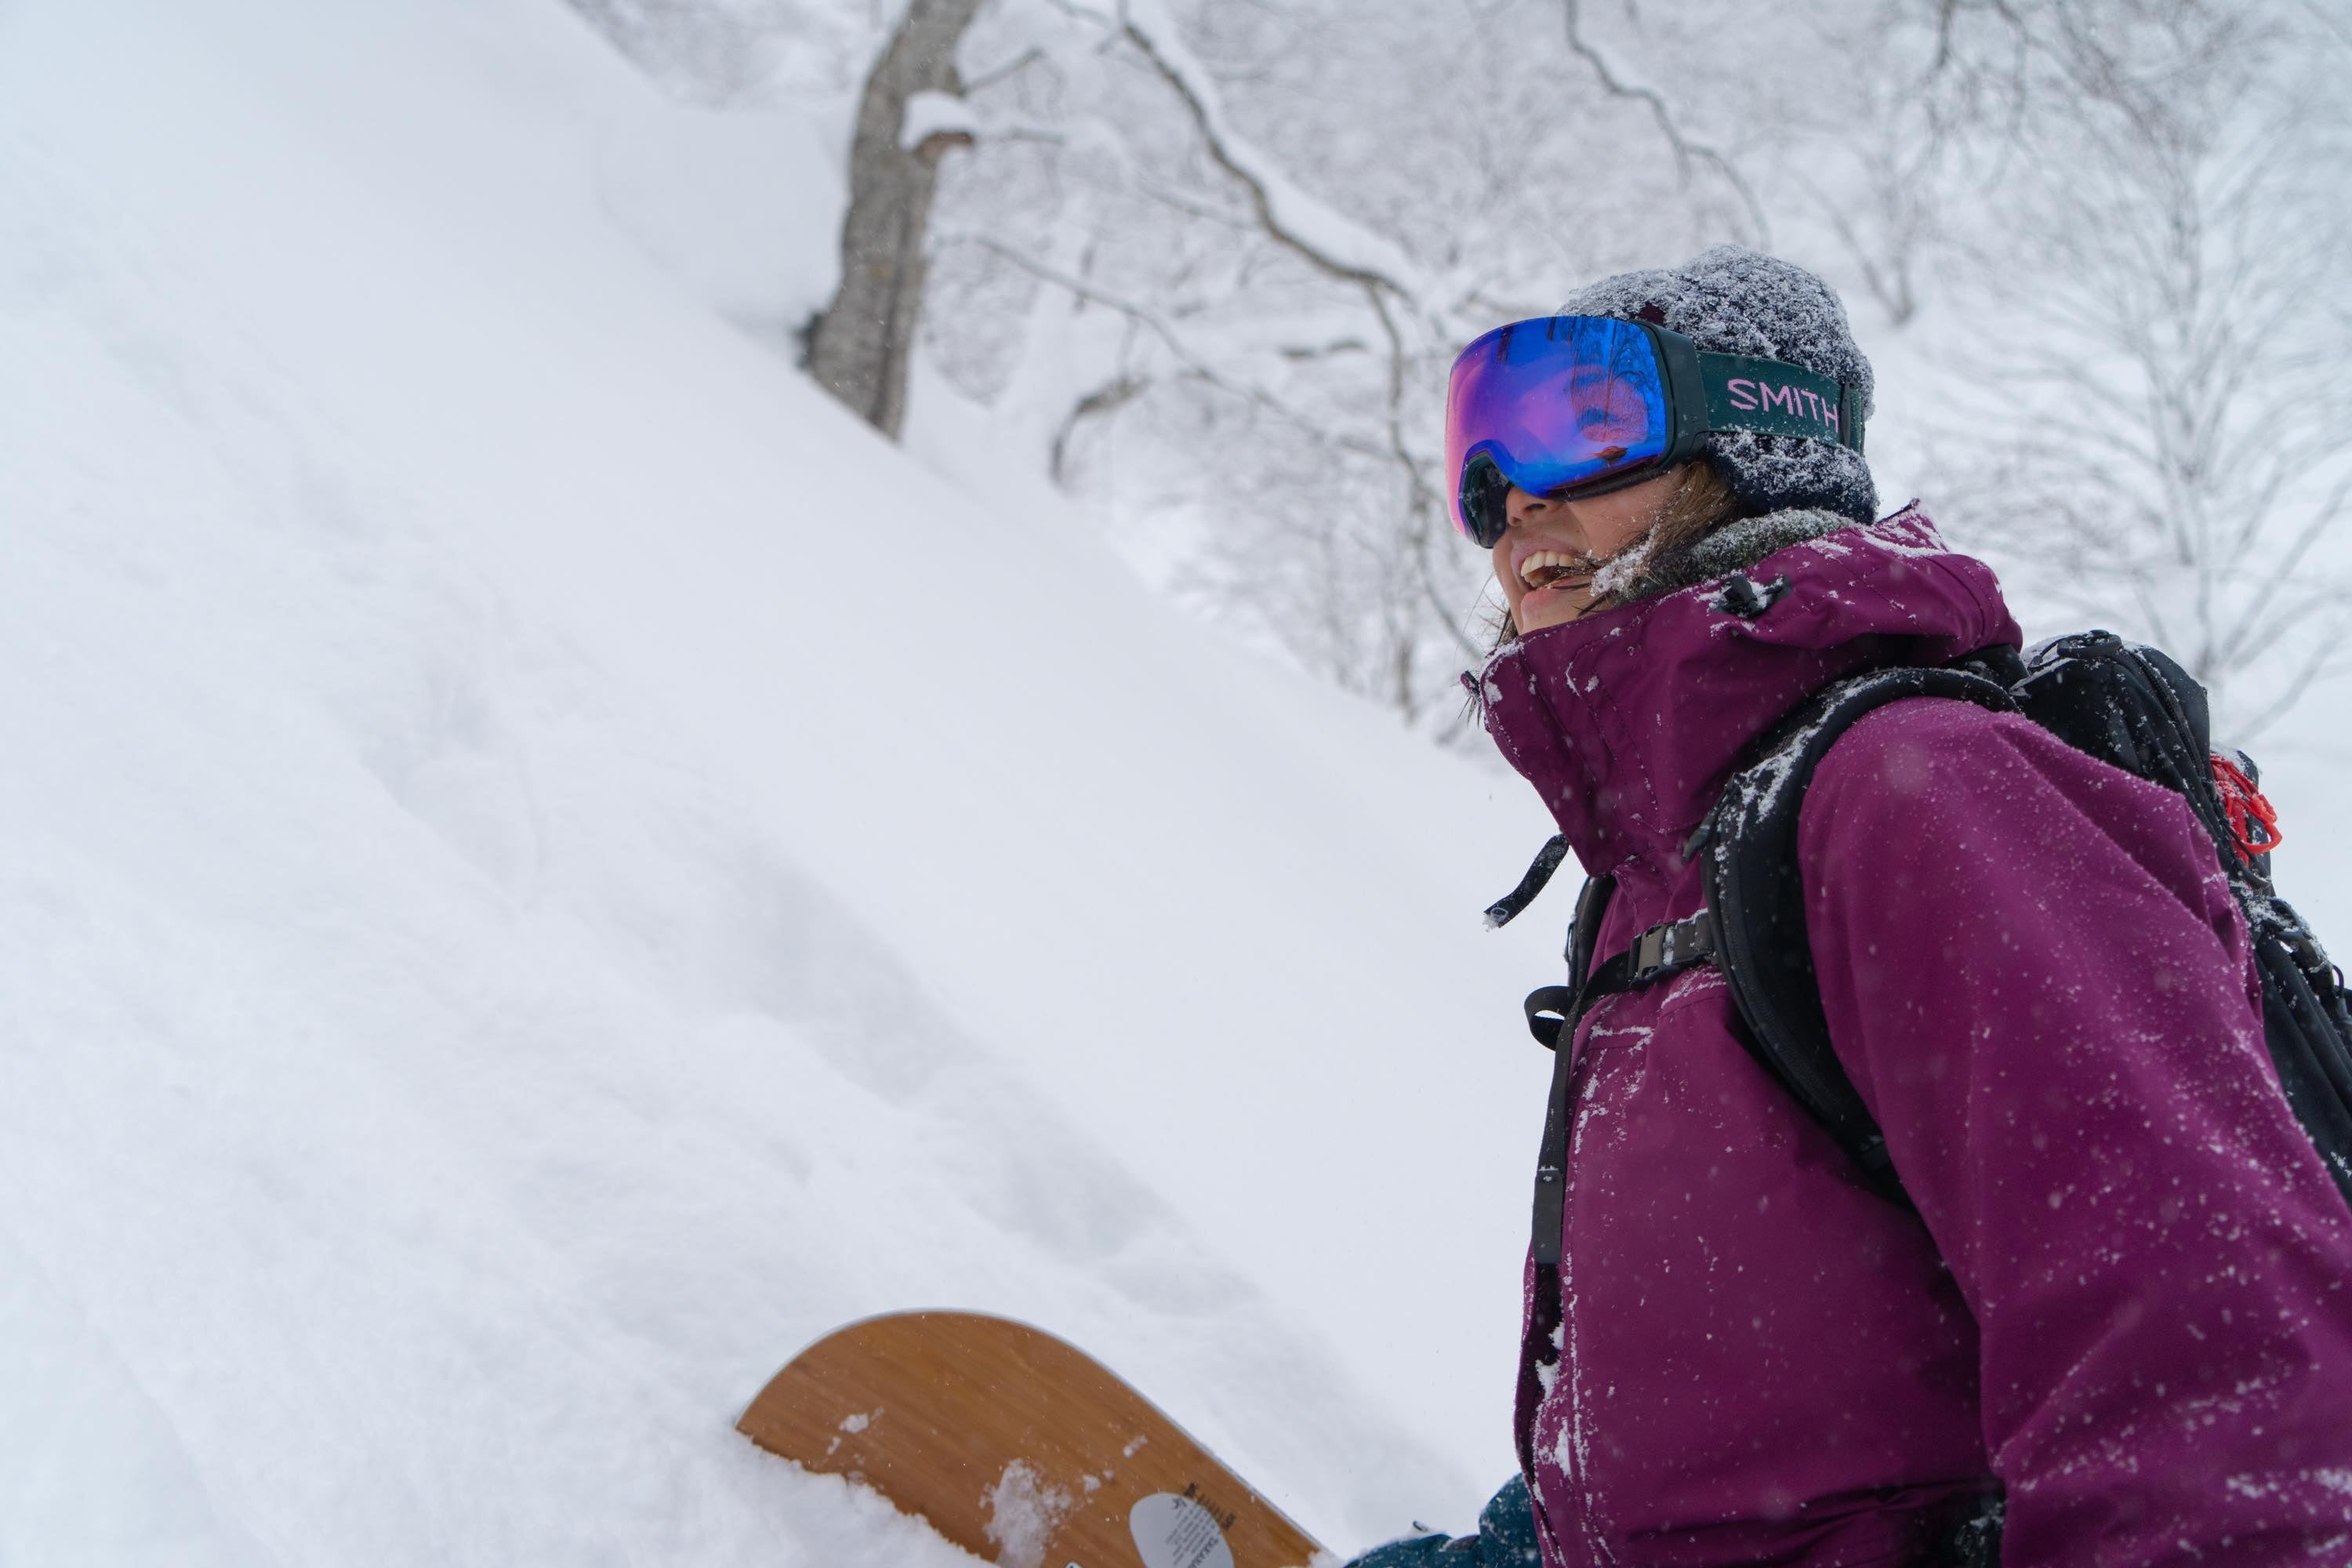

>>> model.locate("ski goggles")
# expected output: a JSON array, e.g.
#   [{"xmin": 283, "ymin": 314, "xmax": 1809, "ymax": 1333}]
[{"xmin": 1445, "ymin": 315, "xmax": 1866, "ymax": 548}]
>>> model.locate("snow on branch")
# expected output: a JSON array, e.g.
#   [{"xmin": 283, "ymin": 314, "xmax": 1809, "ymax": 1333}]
[
  {"xmin": 902, "ymin": 89, "xmax": 980, "ymax": 151},
  {"xmin": 1560, "ymin": 0, "xmax": 1767, "ymax": 241},
  {"xmin": 1091, "ymin": 0, "xmax": 1461, "ymax": 567},
  {"xmin": 1111, "ymin": 0, "xmax": 1442, "ymax": 314}
]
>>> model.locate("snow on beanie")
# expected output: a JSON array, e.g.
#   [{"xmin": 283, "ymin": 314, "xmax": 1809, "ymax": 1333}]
[{"xmin": 1559, "ymin": 245, "xmax": 1878, "ymax": 524}]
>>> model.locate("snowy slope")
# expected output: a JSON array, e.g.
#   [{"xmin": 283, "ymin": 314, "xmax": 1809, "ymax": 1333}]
[
  {"xmin": 0, "ymin": 0, "xmax": 1577, "ymax": 1561},
  {"xmin": 13, "ymin": 4, "xmax": 2347, "ymax": 1564}
]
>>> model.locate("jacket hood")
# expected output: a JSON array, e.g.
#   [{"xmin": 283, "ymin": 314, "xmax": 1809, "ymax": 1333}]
[{"xmin": 1476, "ymin": 505, "xmax": 2021, "ymax": 880}]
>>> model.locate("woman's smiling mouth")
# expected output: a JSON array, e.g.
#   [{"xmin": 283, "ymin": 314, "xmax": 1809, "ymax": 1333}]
[{"xmin": 1517, "ymin": 549, "xmax": 1595, "ymax": 593}]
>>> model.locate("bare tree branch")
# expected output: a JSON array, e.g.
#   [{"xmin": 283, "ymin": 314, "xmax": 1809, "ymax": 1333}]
[
  {"xmin": 1110, "ymin": 2, "xmax": 1436, "ymax": 313},
  {"xmin": 1560, "ymin": 0, "xmax": 1769, "ymax": 241},
  {"xmin": 2234, "ymin": 627, "xmax": 2352, "ymax": 742},
  {"xmin": 1049, "ymin": 372, "xmax": 1149, "ymax": 485},
  {"xmin": 964, "ymin": 44, "xmax": 1048, "ymax": 95},
  {"xmin": 962, "ymin": 234, "xmax": 1391, "ymax": 462}
]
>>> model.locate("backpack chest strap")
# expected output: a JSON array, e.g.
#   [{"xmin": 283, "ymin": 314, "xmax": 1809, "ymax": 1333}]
[
  {"xmin": 1522, "ymin": 910, "xmax": 1719, "ymax": 1051},
  {"xmin": 1628, "ymin": 910, "xmax": 1718, "ymax": 984}
]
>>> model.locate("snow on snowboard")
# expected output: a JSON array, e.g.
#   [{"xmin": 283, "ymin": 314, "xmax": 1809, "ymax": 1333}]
[{"xmin": 739, "ymin": 1311, "xmax": 1329, "ymax": 1568}]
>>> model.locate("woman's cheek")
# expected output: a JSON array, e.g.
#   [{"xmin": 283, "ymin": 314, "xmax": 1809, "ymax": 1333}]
[{"xmin": 1491, "ymin": 546, "xmax": 1522, "ymax": 620}]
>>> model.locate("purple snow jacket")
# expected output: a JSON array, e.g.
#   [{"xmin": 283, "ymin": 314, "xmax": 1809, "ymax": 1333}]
[{"xmin": 1479, "ymin": 506, "xmax": 2352, "ymax": 1566}]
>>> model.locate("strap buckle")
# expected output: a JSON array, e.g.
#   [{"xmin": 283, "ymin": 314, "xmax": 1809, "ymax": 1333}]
[{"xmin": 1631, "ymin": 911, "xmax": 1717, "ymax": 984}]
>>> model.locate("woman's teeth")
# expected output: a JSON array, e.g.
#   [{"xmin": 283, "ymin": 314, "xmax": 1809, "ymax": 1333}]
[{"xmin": 1519, "ymin": 550, "xmax": 1591, "ymax": 592}]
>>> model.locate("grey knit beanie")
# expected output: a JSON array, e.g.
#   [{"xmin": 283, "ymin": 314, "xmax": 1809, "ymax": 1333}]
[{"xmin": 1558, "ymin": 245, "xmax": 1878, "ymax": 523}]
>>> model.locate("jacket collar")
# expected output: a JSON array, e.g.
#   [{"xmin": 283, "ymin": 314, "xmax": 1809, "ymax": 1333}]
[{"xmin": 1477, "ymin": 506, "xmax": 2022, "ymax": 883}]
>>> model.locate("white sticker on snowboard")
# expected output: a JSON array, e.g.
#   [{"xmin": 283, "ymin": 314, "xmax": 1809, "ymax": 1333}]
[{"xmin": 1127, "ymin": 1493, "xmax": 1235, "ymax": 1568}]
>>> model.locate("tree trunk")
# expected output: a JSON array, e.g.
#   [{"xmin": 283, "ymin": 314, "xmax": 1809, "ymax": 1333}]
[{"xmin": 805, "ymin": 0, "xmax": 983, "ymax": 439}]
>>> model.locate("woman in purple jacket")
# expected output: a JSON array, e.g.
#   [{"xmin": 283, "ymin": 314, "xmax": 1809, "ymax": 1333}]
[{"xmin": 1357, "ymin": 248, "xmax": 2352, "ymax": 1567}]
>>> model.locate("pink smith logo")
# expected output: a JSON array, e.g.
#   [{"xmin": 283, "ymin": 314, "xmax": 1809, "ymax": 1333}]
[{"xmin": 1726, "ymin": 377, "xmax": 1840, "ymax": 433}]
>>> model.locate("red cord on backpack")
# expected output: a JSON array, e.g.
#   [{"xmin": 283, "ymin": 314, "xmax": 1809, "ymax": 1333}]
[{"xmin": 2211, "ymin": 753, "xmax": 2284, "ymax": 866}]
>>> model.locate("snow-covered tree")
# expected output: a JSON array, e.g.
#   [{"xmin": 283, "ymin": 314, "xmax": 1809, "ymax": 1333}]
[{"xmin": 568, "ymin": 0, "xmax": 2352, "ymax": 739}]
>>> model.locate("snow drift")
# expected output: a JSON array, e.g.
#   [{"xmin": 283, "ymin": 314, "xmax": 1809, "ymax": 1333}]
[
  {"xmin": 0, "ymin": 0, "xmax": 1581, "ymax": 1560},
  {"xmin": 9, "ymin": 2, "xmax": 2346, "ymax": 1563}
]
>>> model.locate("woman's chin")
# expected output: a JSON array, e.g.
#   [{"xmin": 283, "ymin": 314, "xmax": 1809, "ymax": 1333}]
[{"xmin": 1515, "ymin": 585, "xmax": 1588, "ymax": 633}]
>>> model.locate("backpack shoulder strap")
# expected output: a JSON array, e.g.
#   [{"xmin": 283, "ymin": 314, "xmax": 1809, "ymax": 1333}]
[
  {"xmin": 1526, "ymin": 874, "xmax": 1616, "ymax": 1262},
  {"xmin": 1515, "ymin": 873, "xmax": 1613, "ymax": 1478},
  {"xmin": 1691, "ymin": 663, "xmax": 2018, "ymax": 1204}
]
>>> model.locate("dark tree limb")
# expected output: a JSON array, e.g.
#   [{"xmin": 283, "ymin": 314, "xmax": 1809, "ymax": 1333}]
[{"xmin": 1560, "ymin": 0, "xmax": 1768, "ymax": 241}]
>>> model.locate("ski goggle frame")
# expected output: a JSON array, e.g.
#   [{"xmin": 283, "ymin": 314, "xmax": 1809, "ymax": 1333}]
[{"xmin": 1445, "ymin": 315, "xmax": 1867, "ymax": 548}]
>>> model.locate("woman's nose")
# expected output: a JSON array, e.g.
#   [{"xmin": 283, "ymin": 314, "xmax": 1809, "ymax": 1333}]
[{"xmin": 1504, "ymin": 485, "xmax": 1553, "ymax": 532}]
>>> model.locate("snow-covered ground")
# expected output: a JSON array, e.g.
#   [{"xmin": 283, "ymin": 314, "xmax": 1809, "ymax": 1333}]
[
  {"xmin": 0, "ymin": 0, "xmax": 1595, "ymax": 1561},
  {"xmin": 5, "ymin": 2, "xmax": 2347, "ymax": 1565}
]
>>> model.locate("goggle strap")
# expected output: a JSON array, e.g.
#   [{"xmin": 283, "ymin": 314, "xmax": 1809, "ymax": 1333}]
[{"xmin": 1693, "ymin": 350, "xmax": 1859, "ymax": 450}]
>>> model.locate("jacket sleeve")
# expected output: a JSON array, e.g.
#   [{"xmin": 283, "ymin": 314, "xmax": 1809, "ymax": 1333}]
[
  {"xmin": 1343, "ymin": 1475, "xmax": 1542, "ymax": 1568},
  {"xmin": 1798, "ymin": 699, "xmax": 2352, "ymax": 1566}
]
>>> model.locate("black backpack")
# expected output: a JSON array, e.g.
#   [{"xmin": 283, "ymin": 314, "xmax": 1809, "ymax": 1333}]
[
  {"xmin": 1495, "ymin": 619, "xmax": 2352, "ymax": 1215},
  {"xmin": 1494, "ymin": 619, "xmax": 2352, "ymax": 1566}
]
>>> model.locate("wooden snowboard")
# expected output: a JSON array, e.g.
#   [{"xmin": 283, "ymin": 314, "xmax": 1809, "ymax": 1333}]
[{"xmin": 738, "ymin": 1310, "xmax": 1327, "ymax": 1568}]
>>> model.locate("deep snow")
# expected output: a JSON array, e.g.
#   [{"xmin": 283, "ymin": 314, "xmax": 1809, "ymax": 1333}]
[
  {"xmin": 0, "ymin": 0, "xmax": 1588, "ymax": 1561},
  {"xmin": 5, "ymin": 2, "xmax": 2347, "ymax": 1564}
]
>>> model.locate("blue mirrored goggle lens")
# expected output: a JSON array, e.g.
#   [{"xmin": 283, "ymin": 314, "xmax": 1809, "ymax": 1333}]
[{"xmin": 1444, "ymin": 317, "xmax": 1671, "ymax": 546}]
